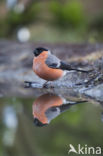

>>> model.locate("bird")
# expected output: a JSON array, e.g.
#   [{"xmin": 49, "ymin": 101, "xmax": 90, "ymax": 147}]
[
  {"xmin": 32, "ymin": 93, "xmax": 87, "ymax": 127},
  {"xmin": 32, "ymin": 47, "xmax": 90, "ymax": 87}
]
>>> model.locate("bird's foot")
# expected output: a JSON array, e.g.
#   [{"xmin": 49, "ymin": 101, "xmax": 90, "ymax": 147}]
[
  {"xmin": 43, "ymin": 82, "xmax": 54, "ymax": 88},
  {"xmin": 43, "ymin": 81, "xmax": 48, "ymax": 88},
  {"xmin": 43, "ymin": 83, "xmax": 49, "ymax": 88}
]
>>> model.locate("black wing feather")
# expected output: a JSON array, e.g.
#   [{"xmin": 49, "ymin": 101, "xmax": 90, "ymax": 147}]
[{"xmin": 45, "ymin": 54, "xmax": 91, "ymax": 73}]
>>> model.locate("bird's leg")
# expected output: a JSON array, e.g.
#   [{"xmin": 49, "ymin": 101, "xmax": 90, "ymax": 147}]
[
  {"xmin": 43, "ymin": 81, "xmax": 54, "ymax": 88},
  {"xmin": 43, "ymin": 81, "xmax": 49, "ymax": 88}
]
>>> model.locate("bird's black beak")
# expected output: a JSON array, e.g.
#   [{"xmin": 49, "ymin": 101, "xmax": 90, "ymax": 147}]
[
  {"xmin": 33, "ymin": 49, "xmax": 38, "ymax": 56},
  {"xmin": 34, "ymin": 118, "xmax": 48, "ymax": 127}
]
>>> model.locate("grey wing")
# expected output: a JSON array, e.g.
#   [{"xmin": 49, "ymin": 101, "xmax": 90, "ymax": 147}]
[
  {"xmin": 45, "ymin": 54, "xmax": 61, "ymax": 69},
  {"xmin": 45, "ymin": 107, "xmax": 60, "ymax": 123}
]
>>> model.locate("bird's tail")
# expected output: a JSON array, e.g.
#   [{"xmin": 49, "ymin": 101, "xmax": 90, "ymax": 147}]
[
  {"xmin": 60, "ymin": 62, "xmax": 92, "ymax": 73},
  {"xmin": 56, "ymin": 100, "xmax": 87, "ymax": 113}
]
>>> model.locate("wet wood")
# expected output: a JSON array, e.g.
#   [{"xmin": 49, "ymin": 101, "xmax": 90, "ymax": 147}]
[{"xmin": 0, "ymin": 40, "xmax": 103, "ymax": 102}]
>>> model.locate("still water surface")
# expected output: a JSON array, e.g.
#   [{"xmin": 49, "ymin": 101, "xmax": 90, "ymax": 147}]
[{"xmin": 0, "ymin": 92, "xmax": 103, "ymax": 156}]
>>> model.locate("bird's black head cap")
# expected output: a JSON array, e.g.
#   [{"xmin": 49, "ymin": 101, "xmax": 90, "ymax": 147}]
[
  {"xmin": 33, "ymin": 47, "xmax": 48, "ymax": 57},
  {"xmin": 34, "ymin": 118, "xmax": 48, "ymax": 127}
]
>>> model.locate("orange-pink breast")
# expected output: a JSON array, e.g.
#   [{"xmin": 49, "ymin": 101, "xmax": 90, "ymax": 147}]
[
  {"xmin": 33, "ymin": 51, "xmax": 63, "ymax": 81},
  {"xmin": 32, "ymin": 94, "xmax": 63, "ymax": 124}
]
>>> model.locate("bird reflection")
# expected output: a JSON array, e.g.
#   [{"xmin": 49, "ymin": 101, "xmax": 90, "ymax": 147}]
[{"xmin": 32, "ymin": 93, "xmax": 87, "ymax": 127}]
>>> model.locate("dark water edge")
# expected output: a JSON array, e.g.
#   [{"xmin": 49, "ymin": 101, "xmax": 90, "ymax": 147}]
[{"xmin": 0, "ymin": 96, "xmax": 103, "ymax": 156}]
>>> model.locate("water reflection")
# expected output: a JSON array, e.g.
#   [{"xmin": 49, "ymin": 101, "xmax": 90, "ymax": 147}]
[
  {"xmin": 1, "ymin": 95, "xmax": 103, "ymax": 156},
  {"xmin": 32, "ymin": 93, "xmax": 87, "ymax": 127}
]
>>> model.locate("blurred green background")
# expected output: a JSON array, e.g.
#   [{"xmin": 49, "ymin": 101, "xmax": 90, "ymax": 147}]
[{"xmin": 0, "ymin": 0, "xmax": 103, "ymax": 43}]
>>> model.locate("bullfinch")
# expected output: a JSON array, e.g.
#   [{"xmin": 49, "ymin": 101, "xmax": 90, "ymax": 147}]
[
  {"xmin": 32, "ymin": 93, "xmax": 87, "ymax": 127},
  {"xmin": 32, "ymin": 47, "xmax": 90, "ymax": 86}
]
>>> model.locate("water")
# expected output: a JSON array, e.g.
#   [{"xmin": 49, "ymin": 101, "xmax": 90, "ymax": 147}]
[{"xmin": 0, "ymin": 91, "xmax": 103, "ymax": 156}]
